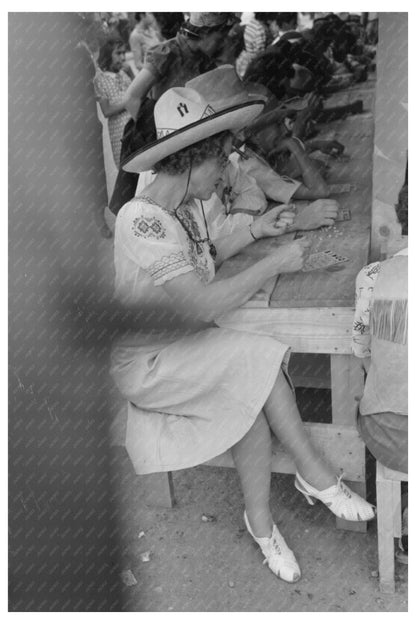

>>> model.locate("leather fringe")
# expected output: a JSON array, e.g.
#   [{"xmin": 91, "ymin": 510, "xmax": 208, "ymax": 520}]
[{"xmin": 371, "ymin": 299, "xmax": 408, "ymax": 344}]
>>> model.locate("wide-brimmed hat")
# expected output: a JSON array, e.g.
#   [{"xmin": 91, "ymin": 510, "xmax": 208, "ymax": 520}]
[
  {"xmin": 122, "ymin": 86, "xmax": 264, "ymax": 173},
  {"xmin": 185, "ymin": 65, "xmax": 269, "ymax": 110}
]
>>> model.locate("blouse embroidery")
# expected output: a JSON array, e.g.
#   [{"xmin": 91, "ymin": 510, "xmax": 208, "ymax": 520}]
[
  {"xmin": 132, "ymin": 216, "xmax": 166, "ymax": 239},
  {"xmin": 147, "ymin": 252, "xmax": 189, "ymax": 283},
  {"xmin": 352, "ymin": 261, "xmax": 381, "ymax": 358},
  {"xmin": 177, "ymin": 206, "xmax": 202, "ymax": 240},
  {"xmin": 131, "ymin": 196, "xmax": 213, "ymax": 284}
]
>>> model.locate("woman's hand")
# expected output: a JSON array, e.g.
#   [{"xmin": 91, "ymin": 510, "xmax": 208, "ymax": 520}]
[
  {"xmin": 292, "ymin": 199, "xmax": 339, "ymax": 231},
  {"xmin": 251, "ymin": 204, "xmax": 296, "ymax": 239},
  {"xmin": 269, "ymin": 237, "xmax": 312, "ymax": 273}
]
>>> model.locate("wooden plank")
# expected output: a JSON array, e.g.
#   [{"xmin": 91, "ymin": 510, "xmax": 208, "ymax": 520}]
[
  {"xmin": 204, "ymin": 422, "xmax": 366, "ymax": 482},
  {"xmin": 216, "ymin": 306, "xmax": 355, "ymax": 353},
  {"xmin": 330, "ymin": 353, "xmax": 367, "ymax": 532},
  {"xmin": 330, "ymin": 355, "xmax": 364, "ymax": 425},
  {"xmin": 377, "ymin": 463, "xmax": 408, "ymax": 483}
]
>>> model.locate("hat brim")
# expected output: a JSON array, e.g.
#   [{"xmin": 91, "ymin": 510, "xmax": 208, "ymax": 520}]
[{"xmin": 121, "ymin": 100, "xmax": 265, "ymax": 173}]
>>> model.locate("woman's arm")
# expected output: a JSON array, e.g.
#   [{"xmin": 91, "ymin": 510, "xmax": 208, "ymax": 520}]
[
  {"xmin": 213, "ymin": 205, "xmax": 295, "ymax": 264},
  {"xmin": 286, "ymin": 199, "xmax": 338, "ymax": 232},
  {"xmin": 270, "ymin": 137, "xmax": 329, "ymax": 199},
  {"xmin": 98, "ymin": 96, "xmax": 128, "ymax": 118},
  {"xmin": 124, "ymin": 68, "xmax": 158, "ymax": 118},
  {"xmin": 162, "ymin": 238, "xmax": 310, "ymax": 322}
]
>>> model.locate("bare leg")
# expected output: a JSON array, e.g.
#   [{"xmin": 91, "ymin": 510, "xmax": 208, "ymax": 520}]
[
  {"xmin": 231, "ymin": 411, "xmax": 273, "ymax": 538},
  {"xmin": 264, "ymin": 370, "xmax": 335, "ymax": 490}
]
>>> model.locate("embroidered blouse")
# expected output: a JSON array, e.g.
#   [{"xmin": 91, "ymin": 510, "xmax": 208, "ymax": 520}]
[{"xmin": 114, "ymin": 196, "xmax": 215, "ymax": 306}]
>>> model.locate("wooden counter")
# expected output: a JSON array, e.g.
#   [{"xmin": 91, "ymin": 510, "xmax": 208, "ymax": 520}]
[{"xmin": 213, "ymin": 79, "xmax": 377, "ymax": 532}]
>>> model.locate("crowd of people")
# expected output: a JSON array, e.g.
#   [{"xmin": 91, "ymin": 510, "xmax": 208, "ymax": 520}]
[{"xmin": 81, "ymin": 12, "xmax": 407, "ymax": 581}]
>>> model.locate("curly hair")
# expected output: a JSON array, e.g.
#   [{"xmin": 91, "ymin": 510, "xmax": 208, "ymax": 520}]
[
  {"xmin": 152, "ymin": 131, "xmax": 231, "ymax": 175},
  {"xmin": 97, "ymin": 38, "xmax": 124, "ymax": 72}
]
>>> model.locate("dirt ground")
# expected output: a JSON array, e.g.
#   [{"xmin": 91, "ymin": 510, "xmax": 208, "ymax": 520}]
[{"xmin": 112, "ymin": 450, "xmax": 407, "ymax": 612}]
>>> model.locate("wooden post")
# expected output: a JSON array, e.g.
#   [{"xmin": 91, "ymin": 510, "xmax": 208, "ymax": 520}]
[
  {"xmin": 371, "ymin": 13, "xmax": 408, "ymax": 261},
  {"xmin": 377, "ymin": 477, "xmax": 396, "ymax": 593},
  {"xmin": 330, "ymin": 355, "xmax": 364, "ymax": 425},
  {"xmin": 330, "ymin": 354, "xmax": 367, "ymax": 532},
  {"xmin": 143, "ymin": 472, "xmax": 175, "ymax": 508}
]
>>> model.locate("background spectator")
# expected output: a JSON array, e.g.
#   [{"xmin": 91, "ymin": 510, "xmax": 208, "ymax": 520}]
[
  {"xmin": 153, "ymin": 12, "xmax": 184, "ymax": 41},
  {"xmin": 129, "ymin": 12, "xmax": 162, "ymax": 71},
  {"xmin": 109, "ymin": 12, "xmax": 237, "ymax": 215},
  {"xmin": 236, "ymin": 13, "xmax": 274, "ymax": 78},
  {"xmin": 94, "ymin": 38, "xmax": 133, "ymax": 166}
]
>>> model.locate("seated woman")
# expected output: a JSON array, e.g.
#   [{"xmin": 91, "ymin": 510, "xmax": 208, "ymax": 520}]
[
  {"xmin": 352, "ymin": 183, "xmax": 408, "ymax": 473},
  {"xmin": 352, "ymin": 183, "xmax": 408, "ymax": 563},
  {"xmin": 111, "ymin": 86, "xmax": 375, "ymax": 584}
]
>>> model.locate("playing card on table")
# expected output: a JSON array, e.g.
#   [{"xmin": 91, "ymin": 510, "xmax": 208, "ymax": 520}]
[
  {"xmin": 335, "ymin": 208, "xmax": 351, "ymax": 222},
  {"xmin": 302, "ymin": 250, "xmax": 350, "ymax": 272},
  {"xmin": 328, "ymin": 183, "xmax": 357, "ymax": 194}
]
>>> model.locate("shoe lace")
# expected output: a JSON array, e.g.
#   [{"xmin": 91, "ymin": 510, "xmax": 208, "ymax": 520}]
[
  {"xmin": 262, "ymin": 529, "xmax": 283, "ymax": 565},
  {"xmin": 336, "ymin": 473, "xmax": 352, "ymax": 499}
]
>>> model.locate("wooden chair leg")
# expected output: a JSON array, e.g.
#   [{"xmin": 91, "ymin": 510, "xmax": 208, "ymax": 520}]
[
  {"xmin": 392, "ymin": 480, "xmax": 402, "ymax": 538},
  {"xmin": 377, "ymin": 477, "xmax": 396, "ymax": 593},
  {"xmin": 143, "ymin": 472, "xmax": 175, "ymax": 508}
]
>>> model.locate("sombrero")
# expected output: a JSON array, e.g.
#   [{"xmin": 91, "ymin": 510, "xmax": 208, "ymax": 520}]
[
  {"xmin": 185, "ymin": 64, "xmax": 270, "ymax": 110},
  {"xmin": 121, "ymin": 86, "xmax": 265, "ymax": 173}
]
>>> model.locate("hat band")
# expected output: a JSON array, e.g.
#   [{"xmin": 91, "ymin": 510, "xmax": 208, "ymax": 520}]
[{"xmin": 156, "ymin": 104, "xmax": 216, "ymax": 139}]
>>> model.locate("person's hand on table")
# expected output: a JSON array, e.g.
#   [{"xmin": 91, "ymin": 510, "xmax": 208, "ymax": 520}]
[
  {"xmin": 291, "ymin": 199, "xmax": 339, "ymax": 231},
  {"xmin": 269, "ymin": 237, "xmax": 312, "ymax": 273},
  {"xmin": 251, "ymin": 204, "xmax": 296, "ymax": 239}
]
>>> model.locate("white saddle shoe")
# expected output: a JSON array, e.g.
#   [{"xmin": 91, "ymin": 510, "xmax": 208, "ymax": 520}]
[
  {"xmin": 295, "ymin": 472, "xmax": 376, "ymax": 522},
  {"xmin": 244, "ymin": 511, "xmax": 301, "ymax": 583}
]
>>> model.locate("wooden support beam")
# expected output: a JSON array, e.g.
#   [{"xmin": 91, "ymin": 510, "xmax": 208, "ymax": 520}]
[
  {"xmin": 217, "ymin": 307, "xmax": 356, "ymax": 354},
  {"xmin": 330, "ymin": 355, "xmax": 364, "ymax": 425},
  {"xmin": 204, "ymin": 422, "xmax": 366, "ymax": 482}
]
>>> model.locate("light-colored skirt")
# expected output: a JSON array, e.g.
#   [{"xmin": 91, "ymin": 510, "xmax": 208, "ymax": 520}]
[{"xmin": 111, "ymin": 327, "xmax": 290, "ymax": 474}]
